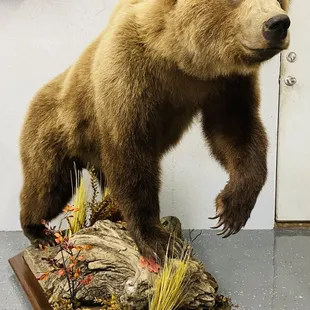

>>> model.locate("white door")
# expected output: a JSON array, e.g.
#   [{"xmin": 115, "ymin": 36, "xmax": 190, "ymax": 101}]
[{"xmin": 276, "ymin": 0, "xmax": 310, "ymax": 221}]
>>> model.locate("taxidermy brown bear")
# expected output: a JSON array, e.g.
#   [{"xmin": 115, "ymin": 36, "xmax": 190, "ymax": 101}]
[{"xmin": 19, "ymin": 0, "xmax": 290, "ymax": 261}]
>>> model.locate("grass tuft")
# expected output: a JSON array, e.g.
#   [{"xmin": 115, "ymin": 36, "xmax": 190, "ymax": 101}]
[
  {"xmin": 67, "ymin": 170, "xmax": 87, "ymax": 238},
  {"xmin": 149, "ymin": 243, "xmax": 191, "ymax": 310}
]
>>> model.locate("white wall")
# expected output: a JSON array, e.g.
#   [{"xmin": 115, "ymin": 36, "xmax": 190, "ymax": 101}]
[{"xmin": 0, "ymin": 0, "xmax": 280, "ymax": 231}]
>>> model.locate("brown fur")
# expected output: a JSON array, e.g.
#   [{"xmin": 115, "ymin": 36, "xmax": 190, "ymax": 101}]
[{"xmin": 19, "ymin": 0, "xmax": 290, "ymax": 260}]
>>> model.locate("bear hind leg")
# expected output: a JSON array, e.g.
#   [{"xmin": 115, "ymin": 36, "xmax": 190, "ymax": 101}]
[{"xmin": 20, "ymin": 157, "xmax": 83, "ymax": 247}]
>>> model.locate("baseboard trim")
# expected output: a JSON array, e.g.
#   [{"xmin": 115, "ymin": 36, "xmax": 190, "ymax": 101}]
[{"xmin": 275, "ymin": 221, "xmax": 310, "ymax": 229}]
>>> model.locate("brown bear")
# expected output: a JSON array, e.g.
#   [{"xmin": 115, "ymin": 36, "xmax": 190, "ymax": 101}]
[{"xmin": 19, "ymin": 0, "xmax": 290, "ymax": 261}]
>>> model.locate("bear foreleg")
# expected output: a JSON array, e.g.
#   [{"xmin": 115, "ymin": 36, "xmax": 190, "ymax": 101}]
[{"xmin": 202, "ymin": 74, "xmax": 268, "ymax": 238}]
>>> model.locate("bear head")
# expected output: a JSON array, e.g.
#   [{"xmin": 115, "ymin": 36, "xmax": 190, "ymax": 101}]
[{"xmin": 138, "ymin": 0, "xmax": 291, "ymax": 78}]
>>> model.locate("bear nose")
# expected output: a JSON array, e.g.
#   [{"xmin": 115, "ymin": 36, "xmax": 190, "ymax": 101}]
[{"xmin": 263, "ymin": 14, "xmax": 291, "ymax": 42}]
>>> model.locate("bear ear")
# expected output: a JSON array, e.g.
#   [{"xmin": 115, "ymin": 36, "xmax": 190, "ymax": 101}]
[{"xmin": 279, "ymin": 0, "xmax": 290, "ymax": 11}]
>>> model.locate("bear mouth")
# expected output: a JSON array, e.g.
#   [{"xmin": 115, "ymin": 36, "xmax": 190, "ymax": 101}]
[
  {"xmin": 252, "ymin": 47, "xmax": 282, "ymax": 60},
  {"xmin": 242, "ymin": 44, "xmax": 285, "ymax": 62}
]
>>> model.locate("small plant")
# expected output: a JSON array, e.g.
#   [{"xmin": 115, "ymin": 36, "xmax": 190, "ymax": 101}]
[
  {"xmin": 49, "ymin": 297, "xmax": 74, "ymax": 310},
  {"xmin": 88, "ymin": 166, "xmax": 123, "ymax": 226},
  {"xmin": 35, "ymin": 165, "xmax": 125, "ymax": 310},
  {"xmin": 37, "ymin": 208, "xmax": 93, "ymax": 309},
  {"xmin": 100, "ymin": 295, "xmax": 121, "ymax": 310}
]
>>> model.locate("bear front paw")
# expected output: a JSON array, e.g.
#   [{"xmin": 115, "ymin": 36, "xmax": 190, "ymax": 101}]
[
  {"xmin": 132, "ymin": 225, "xmax": 184, "ymax": 264},
  {"xmin": 23, "ymin": 224, "xmax": 58, "ymax": 248},
  {"xmin": 209, "ymin": 187, "xmax": 258, "ymax": 238}
]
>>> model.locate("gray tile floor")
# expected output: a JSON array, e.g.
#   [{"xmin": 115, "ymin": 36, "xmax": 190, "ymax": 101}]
[
  {"xmin": 0, "ymin": 232, "xmax": 32, "ymax": 310},
  {"xmin": 1, "ymin": 230, "xmax": 310, "ymax": 310}
]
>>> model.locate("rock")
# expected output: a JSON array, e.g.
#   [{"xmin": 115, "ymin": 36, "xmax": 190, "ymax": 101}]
[
  {"xmin": 24, "ymin": 218, "xmax": 218, "ymax": 309},
  {"xmin": 160, "ymin": 216, "xmax": 183, "ymax": 240}
]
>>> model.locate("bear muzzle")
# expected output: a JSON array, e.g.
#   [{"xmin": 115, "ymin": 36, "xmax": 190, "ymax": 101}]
[{"xmin": 263, "ymin": 14, "xmax": 291, "ymax": 46}]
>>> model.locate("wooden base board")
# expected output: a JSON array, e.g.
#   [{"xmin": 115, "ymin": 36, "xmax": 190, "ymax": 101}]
[
  {"xmin": 9, "ymin": 252, "xmax": 106, "ymax": 310},
  {"xmin": 8, "ymin": 252, "xmax": 53, "ymax": 310}
]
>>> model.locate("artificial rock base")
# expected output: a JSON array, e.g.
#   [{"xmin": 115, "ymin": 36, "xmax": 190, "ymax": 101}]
[{"xmin": 24, "ymin": 219, "xmax": 220, "ymax": 309}]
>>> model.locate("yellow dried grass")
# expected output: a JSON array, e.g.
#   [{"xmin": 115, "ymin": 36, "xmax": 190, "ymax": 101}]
[
  {"xmin": 149, "ymin": 243, "xmax": 191, "ymax": 310},
  {"xmin": 67, "ymin": 170, "xmax": 87, "ymax": 238}
]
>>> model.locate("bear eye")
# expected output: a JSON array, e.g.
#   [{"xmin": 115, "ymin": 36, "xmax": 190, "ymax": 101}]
[
  {"xmin": 278, "ymin": 0, "xmax": 288, "ymax": 10},
  {"xmin": 284, "ymin": 1, "xmax": 289, "ymax": 10}
]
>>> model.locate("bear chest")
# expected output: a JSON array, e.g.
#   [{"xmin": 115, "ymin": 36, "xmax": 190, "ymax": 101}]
[{"xmin": 156, "ymin": 103, "xmax": 199, "ymax": 153}]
